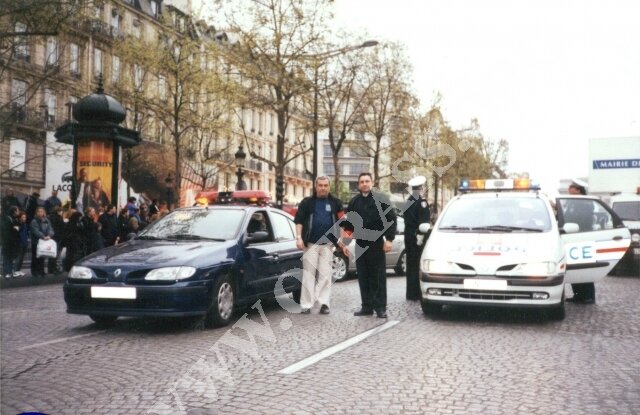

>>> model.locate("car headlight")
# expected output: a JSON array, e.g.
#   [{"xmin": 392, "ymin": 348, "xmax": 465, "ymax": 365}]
[
  {"xmin": 422, "ymin": 259, "xmax": 459, "ymax": 274},
  {"xmin": 509, "ymin": 262, "xmax": 560, "ymax": 277},
  {"xmin": 69, "ymin": 266, "xmax": 93, "ymax": 279},
  {"xmin": 145, "ymin": 266, "xmax": 196, "ymax": 281},
  {"xmin": 631, "ymin": 232, "xmax": 640, "ymax": 243}
]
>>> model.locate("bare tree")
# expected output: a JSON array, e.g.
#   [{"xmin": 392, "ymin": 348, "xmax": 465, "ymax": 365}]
[
  {"xmin": 112, "ymin": 14, "xmax": 235, "ymax": 205},
  {"xmin": 217, "ymin": 0, "xmax": 332, "ymax": 207},
  {"xmin": 353, "ymin": 42, "xmax": 417, "ymax": 188}
]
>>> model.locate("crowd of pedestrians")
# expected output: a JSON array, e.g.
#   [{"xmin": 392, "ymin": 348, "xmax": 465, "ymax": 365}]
[{"xmin": 1, "ymin": 188, "xmax": 169, "ymax": 279}]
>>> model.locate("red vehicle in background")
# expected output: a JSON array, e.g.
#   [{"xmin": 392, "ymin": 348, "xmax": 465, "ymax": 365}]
[{"xmin": 194, "ymin": 189, "xmax": 298, "ymax": 216}]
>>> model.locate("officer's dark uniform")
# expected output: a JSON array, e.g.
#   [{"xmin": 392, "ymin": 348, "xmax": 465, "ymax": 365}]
[{"xmin": 403, "ymin": 185, "xmax": 430, "ymax": 300}]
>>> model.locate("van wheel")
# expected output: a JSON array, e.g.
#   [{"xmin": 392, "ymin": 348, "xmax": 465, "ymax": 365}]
[
  {"xmin": 547, "ymin": 292, "xmax": 566, "ymax": 321},
  {"xmin": 204, "ymin": 274, "xmax": 235, "ymax": 328},
  {"xmin": 421, "ymin": 299, "xmax": 442, "ymax": 316},
  {"xmin": 89, "ymin": 315, "xmax": 118, "ymax": 327}
]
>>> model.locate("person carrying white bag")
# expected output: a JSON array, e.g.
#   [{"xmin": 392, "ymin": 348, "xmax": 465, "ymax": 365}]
[{"xmin": 30, "ymin": 206, "xmax": 55, "ymax": 278}]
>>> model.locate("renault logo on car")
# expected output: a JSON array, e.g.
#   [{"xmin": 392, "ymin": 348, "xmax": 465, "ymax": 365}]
[{"xmin": 114, "ymin": 269, "xmax": 122, "ymax": 278}]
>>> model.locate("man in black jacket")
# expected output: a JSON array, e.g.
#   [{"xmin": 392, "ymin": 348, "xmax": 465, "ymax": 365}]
[
  {"xmin": 294, "ymin": 176, "xmax": 344, "ymax": 314},
  {"xmin": 341, "ymin": 172, "xmax": 397, "ymax": 318}
]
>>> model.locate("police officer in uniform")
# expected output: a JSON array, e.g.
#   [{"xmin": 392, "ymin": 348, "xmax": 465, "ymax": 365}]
[{"xmin": 403, "ymin": 176, "xmax": 431, "ymax": 300}]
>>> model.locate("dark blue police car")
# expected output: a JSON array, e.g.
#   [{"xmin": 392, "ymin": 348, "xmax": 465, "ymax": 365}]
[{"xmin": 63, "ymin": 197, "xmax": 303, "ymax": 328}]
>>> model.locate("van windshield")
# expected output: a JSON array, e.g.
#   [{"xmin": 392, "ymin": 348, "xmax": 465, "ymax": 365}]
[
  {"xmin": 612, "ymin": 202, "xmax": 640, "ymax": 221},
  {"xmin": 438, "ymin": 197, "xmax": 552, "ymax": 232}
]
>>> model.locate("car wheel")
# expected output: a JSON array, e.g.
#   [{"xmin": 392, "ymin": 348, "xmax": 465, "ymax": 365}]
[
  {"xmin": 89, "ymin": 315, "xmax": 118, "ymax": 327},
  {"xmin": 394, "ymin": 250, "xmax": 406, "ymax": 276},
  {"xmin": 292, "ymin": 288, "xmax": 301, "ymax": 304},
  {"xmin": 547, "ymin": 292, "xmax": 566, "ymax": 321},
  {"xmin": 332, "ymin": 254, "xmax": 348, "ymax": 281},
  {"xmin": 205, "ymin": 274, "xmax": 235, "ymax": 328},
  {"xmin": 420, "ymin": 299, "xmax": 442, "ymax": 316}
]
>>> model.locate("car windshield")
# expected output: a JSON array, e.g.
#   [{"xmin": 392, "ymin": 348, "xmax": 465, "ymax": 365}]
[
  {"xmin": 438, "ymin": 196, "xmax": 552, "ymax": 232},
  {"xmin": 138, "ymin": 209, "xmax": 244, "ymax": 240},
  {"xmin": 612, "ymin": 202, "xmax": 640, "ymax": 221}
]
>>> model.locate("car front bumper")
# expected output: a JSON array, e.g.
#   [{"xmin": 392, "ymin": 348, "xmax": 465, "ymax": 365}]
[
  {"xmin": 420, "ymin": 273, "xmax": 565, "ymax": 307},
  {"xmin": 63, "ymin": 281, "xmax": 212, "ymax": 318}
]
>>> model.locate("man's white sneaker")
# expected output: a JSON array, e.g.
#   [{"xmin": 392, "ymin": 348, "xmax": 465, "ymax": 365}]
[
  {"xmin": 12, "ymin": 272, "xmax": 22, "ymax": 277},
  {"xmin": 4, "ymin": 274, "xmax": 12, "ymax": 279}
]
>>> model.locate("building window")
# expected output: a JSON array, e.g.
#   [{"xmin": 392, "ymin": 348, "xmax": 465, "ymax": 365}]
[
  {"xmin": 93, "ymin": 47, "xmax": 103, "ymax": 79},
  {"xmin": 14, "ymin": 22, "xmax": 29, "ymax": 60},
  {"xmin": 133, "ymin": 64, "xmax": 144, "ymax": 90},
  {"xmin": 270, "ymin": 113, "xmax": 275, "ymax": 135},
  {"xmin": 11, "ymin": 79, "xmax": 27, "ymax": 107},
  {"xmin": 68, "ymin": 96, "xmax": 78, "ymax": 121},
  {"xmin": 324, "ymin": 164, "xmax": 335, "ymax": 175},
  {"xmin": 44, "ymin": 89, "xmax": 57, "ymax": 127},
  {"xmin": 350, "ymin": 163, "xmax": 370, "ymax": 175},
  {"xmin": 323, "ymin": 145, "xmax": 332, "ymax": 157},
  {"xmin": 150, "ymin": 0, "xmax": 159, "ymax": 18},
  {"xmin": 158, "ymin": 75, "xmax": 166, "ymax": 101},
  {"xmin": 111, "ymin": 10, "xmax": 122, "ymax": 36},
  {"xmin": 350, "ymin": 145, "xmax": 368, "ymax": 157},
  {"xmin": 45, "ymin": 36, "xmax": 58, "ymax": 66},
  {"xmin": 132, "ymin": 19, "xmax": 141, "ymax": 38},
  {"xmin": 111, "ymin": 55, "xmax": 120, "ymax": 83},
  {"xmin": 94, "ymin": 4, "xmax": 103, "ymax": 19},
  {"xmin": 258, "ymin": 111, "xmax": 263, "ymax": 135},
  {"xmin": 69, "ymin": 43, "xmax": 80, "ymax": 76}
]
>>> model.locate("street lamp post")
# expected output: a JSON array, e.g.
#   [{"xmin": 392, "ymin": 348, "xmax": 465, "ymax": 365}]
[
  {"xmin": 309, "ymin": 40, "xmax": 378, "ymax": 184},
  {"xmin": 235, "ymin": 145, "xmax": 247, "ymax": 190}
]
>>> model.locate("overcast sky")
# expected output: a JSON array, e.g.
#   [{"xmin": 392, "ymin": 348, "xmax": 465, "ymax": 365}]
[{"xmin": 332, "ymin": 0, "xmax": 640, "ymax": 192}]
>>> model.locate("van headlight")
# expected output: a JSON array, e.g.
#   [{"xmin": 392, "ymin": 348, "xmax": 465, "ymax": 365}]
[
  {"xmin": 631, "ymin": 232, "xmax": 640, "ymax": 243},
  {"xmin": 510, "ymin": 262, "xmax": 559, "ymax": 276},
  {"xmin": 145, "ymin": 266, "xmax": 196, "ymax": 281},
  {"xmin": 69, "ymin": 266, "xmax": 93, "ymax": 279},
  {"xmin": 422, "ymin": 260, "xmax": 458, "ymax": 274}
]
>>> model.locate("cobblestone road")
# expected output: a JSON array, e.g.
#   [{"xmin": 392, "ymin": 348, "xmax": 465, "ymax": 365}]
[{"xmin": 1, "ymin": 273, "xmax": 639, "ymax": 414}]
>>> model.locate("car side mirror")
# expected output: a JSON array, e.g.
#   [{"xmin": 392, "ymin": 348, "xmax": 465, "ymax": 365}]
[
  {"xmin": 418, "ymin": 223, "xmax": 431, "ymax": 233},
  {"xmin": 561, "ymin": 223, "xmax": 580, "ymax": 234},
  {"xmin": 247, "ymin": 230, "xmax": 269, "ymax": 243}
]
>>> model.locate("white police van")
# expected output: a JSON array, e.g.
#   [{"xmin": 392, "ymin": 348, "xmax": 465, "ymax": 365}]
[{"xmin": 418, "ymin": 178, "xmax": 630, "ymax": 320}]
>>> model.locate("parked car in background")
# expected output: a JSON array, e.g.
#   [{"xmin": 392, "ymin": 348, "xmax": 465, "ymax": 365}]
[
  {"xmin": 608, "ymin": 193, "xmax": 640, "ymax": 275},
  {"xmin": 332, "ymin": 217, "xmax": 407, "ymax": 281}
]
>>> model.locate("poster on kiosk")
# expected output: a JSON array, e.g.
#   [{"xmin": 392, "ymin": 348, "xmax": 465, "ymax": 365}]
[{"xmin": 75, "ymin": 139, "xmax": 114, "ymax": 213}]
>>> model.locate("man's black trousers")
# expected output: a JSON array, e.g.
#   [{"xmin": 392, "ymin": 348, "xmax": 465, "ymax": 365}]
[{"xmin": 355, "ymin": 242, "xmax": 387, "ymax": 312}]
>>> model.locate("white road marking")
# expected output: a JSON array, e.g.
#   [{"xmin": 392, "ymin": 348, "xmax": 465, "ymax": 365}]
[
  {"xmin": 17, "ymin": 331, "xmax": 106, "ymax": 351},
  {"xmin": 278, "ymin": 320, "xmax": 400, "ymax": 375}
]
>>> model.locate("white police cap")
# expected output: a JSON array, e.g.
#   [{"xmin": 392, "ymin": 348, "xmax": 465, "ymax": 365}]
[
  {"xmin": 408, "ymin": 175, "xmax": 426, "ymax": 189},
  {"xmin": 571, "ymin": 178, "xmax": 588, "ymax": 188}
]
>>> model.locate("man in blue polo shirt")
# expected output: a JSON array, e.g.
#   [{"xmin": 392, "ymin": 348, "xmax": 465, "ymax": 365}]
[{"xmin": 294, "ymin": 176, "xmax": 344, "ymax": 314}]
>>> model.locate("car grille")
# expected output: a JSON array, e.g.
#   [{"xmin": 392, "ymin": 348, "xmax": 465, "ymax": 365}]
[{"xmin": 440, "ymin": 288, "xmax": 533, "ymax": 301}]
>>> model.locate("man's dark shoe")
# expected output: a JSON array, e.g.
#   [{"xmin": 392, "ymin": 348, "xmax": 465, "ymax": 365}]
[
  {"xmin": 353, "ymin": 308, "xmax": 373, "ymax": 316},
  {"xmin": 319, "ymin": 305, "xmax": 330, "ymax": 314},
  {"xmin": 376, "ymin": 310, "xmax": 387, "ymax": 319},
  {"xmin": 300, "ymin": 308, "xmax": 311, "ymax": 314}
]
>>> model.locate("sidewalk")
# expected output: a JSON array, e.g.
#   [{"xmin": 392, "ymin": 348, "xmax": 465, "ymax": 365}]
[{"xmin": 1, "ymin": 269, "xmax": 68, "ymax": 289}]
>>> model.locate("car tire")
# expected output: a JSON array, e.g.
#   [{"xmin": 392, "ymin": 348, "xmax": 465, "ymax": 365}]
[
  {"xmin": 332, "ymin": 254, "xmax": 349, "ymax": 282},
  {"xmin": 394, "ymin": 250, "xmax": 406, "ymax": 276},
  {"xmin": 292, "ymin": 288, "xmax": 301, "ymax": 304},
  {"xmin": 205, "ymin": 274, "xmax": 235, "ymax": 328},
  {"xmin": 89, "ymin": 315, "xmax": 118, "ymax": 327},
  {"xmin": 547, "ymin": 292, "xmax": 566, "ymax": 321},
  {"xmin": 420, "ymin": 299, "xmax": 442, "ymax": 316}
]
